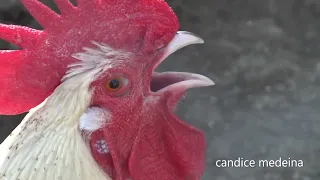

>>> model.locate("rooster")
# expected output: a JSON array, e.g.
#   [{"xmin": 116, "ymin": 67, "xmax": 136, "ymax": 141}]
[{"xmin": 0, "ymin": 0, "xmax": 214, "ymax": 180}]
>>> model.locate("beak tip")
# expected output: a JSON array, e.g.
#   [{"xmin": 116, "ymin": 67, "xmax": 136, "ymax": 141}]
[
  {"xmin": 178, "ymin": 31, "xmax": 204, "ymax": 44},
  {"xmin": 204, "ymin": 78, "xmax": 215, "ymax": 86},
  {"xmin": 190, "ymin": 73, "xmax": 215, "ymax": 87}
]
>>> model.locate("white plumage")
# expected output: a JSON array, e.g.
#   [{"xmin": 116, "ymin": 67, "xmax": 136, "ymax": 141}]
[
  {"xmin": 79, "ymin": 107, "xmax": 110, "ymax": 132},
  {"xmin": 0, "ymin": 44, "xmax": 117, "ymax": 180}
]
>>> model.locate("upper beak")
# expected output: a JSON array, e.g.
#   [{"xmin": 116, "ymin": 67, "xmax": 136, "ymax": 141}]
[
  {"xmin": 150, "ymin": 31, "xmax": 214, "ymax": 94},
  {"xmin": 153, "ymin": 31, "xmax": 205, "ymax": 70}
]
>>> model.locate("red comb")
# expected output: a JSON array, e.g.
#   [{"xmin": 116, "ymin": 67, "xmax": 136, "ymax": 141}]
[{"xmin": 0, "ymin": 0, "xmax": 178, "ymax": 115}]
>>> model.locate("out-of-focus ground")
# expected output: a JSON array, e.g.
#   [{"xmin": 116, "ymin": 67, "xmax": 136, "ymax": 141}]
[{"xmin": 0, "ymin": 0, "xmax": 320, "ymax": 179}]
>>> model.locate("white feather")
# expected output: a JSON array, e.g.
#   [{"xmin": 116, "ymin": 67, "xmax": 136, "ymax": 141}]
[
  {"xmin": 79, "ymin": 107, "xmax": 111, "ymax": 132},
  {"xmin": 0, "ymin": 42, "xmax": 130, "ymax": 180},
  {"xmin": 63, "ymin": 41, "xmax": 133, "ymax": 81}
]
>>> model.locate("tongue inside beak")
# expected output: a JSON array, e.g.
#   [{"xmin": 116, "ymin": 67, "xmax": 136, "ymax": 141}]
[
  {"xmin": 150, "ymin": 31, "xmax": 214, "ymax": 94},
  {"xmin": 150, "ymin": 71, "xmax": 214, "ymax": 93}
]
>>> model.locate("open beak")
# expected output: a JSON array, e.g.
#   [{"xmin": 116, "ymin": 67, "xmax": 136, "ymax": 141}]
[{"xmin": 150, "ymin": 31, "xmax": 214, "ymax": 94}]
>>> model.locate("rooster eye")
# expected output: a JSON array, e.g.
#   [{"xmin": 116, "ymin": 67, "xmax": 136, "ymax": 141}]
[{"xmin": 106, "ymin": 78, "xmax": 122, "ymax": 91}]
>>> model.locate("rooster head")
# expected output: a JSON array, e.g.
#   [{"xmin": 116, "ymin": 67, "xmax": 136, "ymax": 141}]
[{"xmin": 0, "ymin": 0, "xmax": 214, "ymax": 179}]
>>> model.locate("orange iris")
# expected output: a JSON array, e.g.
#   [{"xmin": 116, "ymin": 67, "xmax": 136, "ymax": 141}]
[{"xmin": 105, "ymin": 78, "xmax": 122, "ymax": 91}]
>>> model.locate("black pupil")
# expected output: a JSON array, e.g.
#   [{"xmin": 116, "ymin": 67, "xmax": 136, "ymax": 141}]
[{"xmin": 109, "ymin": 79, "xmax": 120, "ymax": 89}]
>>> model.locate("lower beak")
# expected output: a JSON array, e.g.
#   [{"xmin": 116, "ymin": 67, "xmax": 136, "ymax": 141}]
[{"xmin": 151, "ymin": 71, "xmax": 214, "ymax": 93}]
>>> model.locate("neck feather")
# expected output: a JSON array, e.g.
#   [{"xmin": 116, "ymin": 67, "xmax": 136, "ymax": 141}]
[{"xmin": 0, "ymin": 69, "xmax": 111, "ymax": 180}]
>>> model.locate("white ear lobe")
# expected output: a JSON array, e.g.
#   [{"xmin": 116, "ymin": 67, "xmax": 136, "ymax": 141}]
[{"xmin": 79, "ymin": 107, "xmax": 111, "ymax": 132}]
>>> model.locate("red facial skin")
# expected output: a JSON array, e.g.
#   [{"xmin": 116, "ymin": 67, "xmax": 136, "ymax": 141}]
[
  {"xmin": 0, "ymin": 0, "xmax": 179, "ymax": 115},
  {"xmin": 0, "ymin": 0, "xmax": 206, "ymax": 179},
  {"xmin": 87, "ymin": 53, "xmax": 206, "ymax": 180}
]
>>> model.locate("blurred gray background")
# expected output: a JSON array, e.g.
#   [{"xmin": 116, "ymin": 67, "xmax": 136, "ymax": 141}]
[{"xmin": 0, "ymin": 0, "xmax": 320, "ymax": 179}]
